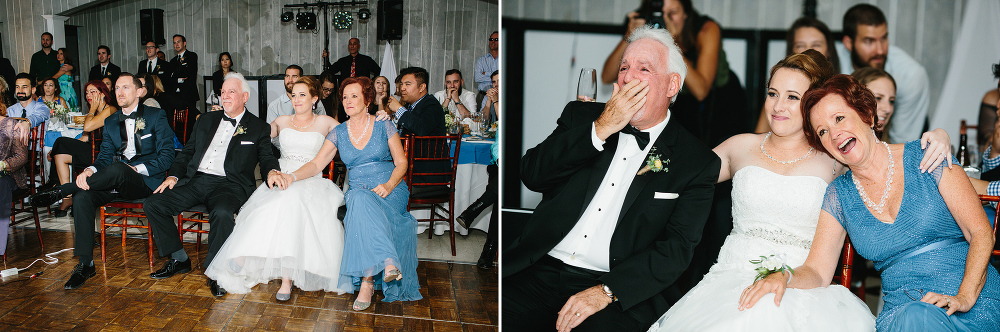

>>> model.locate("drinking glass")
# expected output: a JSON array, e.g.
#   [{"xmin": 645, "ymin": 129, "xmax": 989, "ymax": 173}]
[{"xmin": 577, "ymin": 68, "xmax": 597, "ymax": 102}]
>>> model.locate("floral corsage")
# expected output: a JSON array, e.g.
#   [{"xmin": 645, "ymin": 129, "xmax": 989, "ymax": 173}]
[
  {"xmin": 135, "ymin": 118, "xmax": 146, "ymax": 131},
  {"xmin": 233, "ymin": 125, "xmax": 247, "ymax": 136},
  {"xmin": 637, "ymin": 147, "xmax": 669, "ymax": 175},
  {"xmin": 750, "ymin": 254, "xmax": 794, "ymax": 283}
]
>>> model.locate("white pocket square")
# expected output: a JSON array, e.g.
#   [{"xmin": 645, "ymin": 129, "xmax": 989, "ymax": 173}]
[
  {"xmin": 140, "ymin": 133, "xmax": 152, "ymax": 139},
  {"xmin": 240, "ymin": 141, "xmax": 253, "ymax": 145},
  {"xmin": 654, "ymin": 192, "xmax": 679, "ymax": 199}
]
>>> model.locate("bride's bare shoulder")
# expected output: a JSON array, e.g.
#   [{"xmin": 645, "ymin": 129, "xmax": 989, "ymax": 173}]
[{"xmin": 714, "ymin": 133, "xmax": 765, "ymax": 154}]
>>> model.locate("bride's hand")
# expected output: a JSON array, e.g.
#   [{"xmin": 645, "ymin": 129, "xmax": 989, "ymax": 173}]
[
  {"xmin": 738, "ymin": 271, "xmax": 790, "ymax": 311},
  {"xmin": 919, "ymin": 128, "xmax": 953, "ymax": 173}
]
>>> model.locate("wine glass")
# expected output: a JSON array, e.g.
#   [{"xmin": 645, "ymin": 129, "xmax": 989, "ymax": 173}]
[{"xmin": 577, "ymin": 68, "xmax": 597, "ymax": 102}]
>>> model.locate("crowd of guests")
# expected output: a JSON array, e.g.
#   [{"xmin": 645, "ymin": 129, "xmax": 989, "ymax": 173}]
[
  {"xmin": 0, "ymin": 26, "xmax": 500, "ymax": 311},
  {"xmin": 506, "ymin": 1, "xmax": 999, "ymax": 331}
]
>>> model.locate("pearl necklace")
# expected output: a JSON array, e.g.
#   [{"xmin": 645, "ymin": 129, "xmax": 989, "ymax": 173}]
[
  {"xmin": 348, "ymin": 115, "xmax": 372, "ymax": 145},
  {"xmin": 760, "ymin": 132, "xmax": 814, "ymax": 164},
  {"xmin": 290, "ymin": 113, "xmax": 316, "ymax": 129},
  {"xmin": 852, "ymin": 141, "xmax": 894, "ymax": 215}
]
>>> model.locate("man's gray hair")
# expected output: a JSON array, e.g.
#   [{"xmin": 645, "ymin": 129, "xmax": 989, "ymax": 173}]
[
  {"xmin": 224, "ymin": 71, "xmax": 252, "ymax": 94},
  {"xmin": 627, "ymin": 25, "xmax": 687, "ymax": 103}
]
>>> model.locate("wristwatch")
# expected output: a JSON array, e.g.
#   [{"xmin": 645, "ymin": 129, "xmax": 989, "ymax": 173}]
[{"xmin": 601, "ymin": 284, "xmax": 618, "ymax": 302}]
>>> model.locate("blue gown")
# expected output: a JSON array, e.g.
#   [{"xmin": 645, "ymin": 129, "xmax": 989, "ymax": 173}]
[
  {"xmin": 57, "ymin": 73, "xmax": 78, "ymax": 109},
  {"xmin": 823, "ymin": 141, "xmax": 1000, "ymax": 331},
  {"xmin": 328, "ymin": 119, "xmax": 422, "ymax": 302}
]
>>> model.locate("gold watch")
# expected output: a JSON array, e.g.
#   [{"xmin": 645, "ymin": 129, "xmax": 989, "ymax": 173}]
[{"xmin": 601, "ymin": 284, "xmax": 617, "ymax": 302}]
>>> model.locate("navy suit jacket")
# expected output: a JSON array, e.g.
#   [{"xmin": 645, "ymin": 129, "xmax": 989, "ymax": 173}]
[{"xmin": 93, "ymin": 105, "xmax": 177, "ymax": 190}]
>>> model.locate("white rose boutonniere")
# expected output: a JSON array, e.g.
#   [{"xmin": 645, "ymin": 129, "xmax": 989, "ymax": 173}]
[
  {"xmin": 233, "ymin": 125, "xmax": 247, "ymax": 137},
  {"xmin": 135, "ymin": 118, "xmax": 146, "ymax": 131},
  {"xmin": 637, "ymin": 147, "xmax": 669, "ymax": 175},
  {"xmin": 749, "ymin": 253, "xmax": 794, "ymax": 282}
]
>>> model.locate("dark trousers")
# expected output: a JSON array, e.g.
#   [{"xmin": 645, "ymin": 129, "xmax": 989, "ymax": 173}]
[
  {"xmin": 66, "ymin": 163, "xmax": 154, "ymax": 258},
  {"xmin": 144, "ymin": 173, "xmax": 247, "ymax": 268},
  {"xmin": 503, "ymin": 256, "xmax": 643, "ymax": 331}
]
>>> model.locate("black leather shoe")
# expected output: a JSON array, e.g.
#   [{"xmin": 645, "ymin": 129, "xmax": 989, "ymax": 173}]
[
  {"xmin": 208, "ymin": 279, "xmax": 227, "ymax": 297},
  {"xmin": 457, "ymin": 199, "xmax": 490, "ymax": 229},
  {"xmin": 477, "ymin": 242, "xmax": 496, "ymax": 270},
  {"xmin": 53, "ymin": 206, "xmax": 70, "ymax": 217},
  {"xmin": 150, "ymin": 259, "xmax": 192, "ymax": 279},
  {"xmin": 29, "ymin": 187, "xmax": 63, "ymax": 207},
  {"xmin": 64, "ymin": 263, "xmax": 96, "ymax": 290}
]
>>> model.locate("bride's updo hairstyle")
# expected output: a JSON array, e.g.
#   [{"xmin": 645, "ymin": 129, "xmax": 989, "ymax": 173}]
[
  {"xmin": 800, "ymin": 74, "xmax": 879, "ymax": 153},
  {"xmin": 339, "ymin": 76, "xmax": 376, "ymax": 107},
  {"xmin": 767, "ymin": 49, "xmax": 835, "ymax": 91},
  {"xmin": 294, "ymin": 76, "xmax": 322, "ymax": 98}
]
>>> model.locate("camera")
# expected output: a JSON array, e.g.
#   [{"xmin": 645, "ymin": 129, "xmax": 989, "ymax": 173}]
[{"xmin": 637, "ymin": 0, "xmax": 667, "ymax": 29}]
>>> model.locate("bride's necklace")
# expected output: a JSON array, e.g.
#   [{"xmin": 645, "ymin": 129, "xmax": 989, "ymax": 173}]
[
  {"xmin": 348, "ymin": 115, "xmax": 372, "ymax": 145},
  {"xmin": 291, "ymin": 112, "xmax": 316, "ymax": 129},
  {"xmin": 851, "ymin": 141, "xmax": 894, "ymax": 215},
  {"xmin": 760, "ymin": 132, "xmax": 814, "ymax": 164}
]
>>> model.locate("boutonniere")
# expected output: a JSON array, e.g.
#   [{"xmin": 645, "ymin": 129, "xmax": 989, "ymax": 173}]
[
  {"xmin": 233, "ymin": 125, "xmax": 247, "ymax": 136},
  {"xmin": 135, "ymin": 118, "xmax": 146, "ymax": 131},
  {"xmin": 637, "ymin": 147, "xmax": 669, "ymax": 175},
  {"xmin": 750, "ymin": 254, "xmax": 794, "ymax": 282}
]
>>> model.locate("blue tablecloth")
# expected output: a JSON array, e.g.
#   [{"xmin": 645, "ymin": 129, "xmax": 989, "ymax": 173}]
[
  {"xmin": 44, "ymin": 130, "xmax": 83, "ymax": 147},
  {"xmin": 453, "ymin": 137, "xmax": 494, "ymax": 165}
]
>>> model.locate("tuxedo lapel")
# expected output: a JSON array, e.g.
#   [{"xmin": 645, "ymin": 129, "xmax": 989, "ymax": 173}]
[
  {"xmin": 580, "ymin": 132, "xmax": 619, "ymax": 219},
  {"xmin": 618, "ymin": 119, "xmax": 679, "ymax": 225}
]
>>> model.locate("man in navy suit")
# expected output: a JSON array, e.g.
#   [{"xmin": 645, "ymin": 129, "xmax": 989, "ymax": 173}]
[
  {"xmin": 386, "ymin": 67, "xmax": 448, "ymax": 184},
  {"xmin": 30, "ymin": 72, "xmax": 177, "ymax": 290}
]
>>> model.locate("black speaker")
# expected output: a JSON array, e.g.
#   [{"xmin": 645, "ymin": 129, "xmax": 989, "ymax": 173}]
[
  {"xmin": 140, "ymin": 9, "xmax": 165, "ymax": 45},
  {"xmin": 377, "ymin": 0, "xmax": 403, "ymax": 41}
]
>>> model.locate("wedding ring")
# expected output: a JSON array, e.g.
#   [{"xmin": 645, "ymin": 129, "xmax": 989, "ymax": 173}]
[
  {"xmin": 575, "ymin": 312, "xmax": 581, "ymax": 317},
  {"xmin": 946, "ymin": 298, "xmax": 951, "ymax": 307}
]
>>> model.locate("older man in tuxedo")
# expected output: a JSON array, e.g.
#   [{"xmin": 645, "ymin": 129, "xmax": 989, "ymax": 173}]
[
  {"xmin": 29, "ymin": 72, "xmax": 176, "ymax": 290},
  {"xmin": 143, "ymin": 72, "xmax": 280, "ymax": 296},
  {"xmin": 503, "ymin": 26, "xmax": 721, "ymax": 331}
]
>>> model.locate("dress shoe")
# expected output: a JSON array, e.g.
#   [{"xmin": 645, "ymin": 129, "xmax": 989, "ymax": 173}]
[
  {"xmin": 150, "ymin": 259, "xmax": 192, "ymax": 279},
  {"xmin": 64, "ymin": 263, "xmax": 96, "ymax": 290},
  {"xmin": 456, "ymin": 199, "xmax": 490, "ymax": 229},
  {"xmin": 276, "ymin": 291, "xmax": 291, "ymax": 301},
  {"xmin": 29, "ymin": 187, "xmax": 63, "ymax": 207},
  {"xmin": 208, "ymin": 279, "xmax": 227, "ymax": 297},
  {"xmin": 53, "ymin": 206, "xmax": 71, "ymax": 218},
  {"xmin": 353, "ymin": 280, "xmax": 374, "ymax": 311},
  {"xmin": 383, "ymin": 268, "xmax": 403, "ymax": 283},
  {"xmin": 477, "ymin": 242, "xmax": 496, "ymax": 270}
]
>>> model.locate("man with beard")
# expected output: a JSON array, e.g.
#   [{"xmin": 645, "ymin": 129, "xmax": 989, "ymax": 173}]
[
  {"xmin": 29, "ymin": 33, "xmax": 60, "ymax": 80},
  {"xmin": 7, "ymin": 73, "xmax": 50, "ymax": 143},
  {"xmin": 836, "ymin": 4, "xmax": 929, "ymax": 143},
  {"xmin": 265, "ymin": 65, "xmax": 325, "ymax": 123}
]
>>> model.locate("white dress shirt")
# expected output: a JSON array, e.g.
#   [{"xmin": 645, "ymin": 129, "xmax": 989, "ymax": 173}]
[
  {"xmin": 548, "ymin": 112, "xmax": 671, "ymax": 272},
  {"xmin": 88, "ymin": 104, "xmax": 149, "ymax": 176},
  {"xmin": 146, "ymin": 57, "xmax": 159, "ymax": 73},
  {"xmin": 432, "ymin": 89, "xmax": 479, "ymax": 120},
  {"xmin": 197, "ymin": 111, "xmax": 245, "ymax": 176}
]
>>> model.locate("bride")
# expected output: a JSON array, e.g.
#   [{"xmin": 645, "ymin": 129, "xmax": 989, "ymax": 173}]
[
  {"xmin": 204, "ymin": 76, "xmax": 346, "ymax": 300},
  {"xmin": 647, "ymin": 49, "xmax": 951, "ymax": 331}
]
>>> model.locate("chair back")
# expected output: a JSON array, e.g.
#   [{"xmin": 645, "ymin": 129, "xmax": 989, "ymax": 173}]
[
  {"xmin": 28, "ymin": 122, "xmax": 45, "ymax": 187},
  {"xmin": 978, "ymin": 195, "xmax": 1000, "ymax": 257},
  {"xmin": 405, "ymin": 134, "xmax": 461, "ymax": 191},
  {"xmin": 831, "ymin": 236, "xmax": 864, "ymax": 299},
  {"xmin": 89, "ymin": 126, "xmax": 103, "ymax": 161},
  {"xmin": 172, "ymin": 108, "xmax": 189, "ymax": 144}
]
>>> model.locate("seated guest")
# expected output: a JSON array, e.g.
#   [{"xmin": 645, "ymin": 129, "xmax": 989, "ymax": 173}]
[
  {"xmin": 139, "ymin": 74, "xmax": 165, "ymax": 109},
  {"xmin": 852, "ymin": 67, "xmax": 896, "ymax": 138},
  {"xmin": 432, "ymin": 69, "xmax": 478, "ymax": 121},
  {"xmin": 266, "ymin": 65, "xmax": 325, "ymax": 123},
  {"xmin": 28, "ymin": 73, "xmax": 176, "ymax": 290},
  {"xmin": 8, "ymin": 73, "xmax": 51, "ymax": 141},
  {"xmin": 976, "ymin": 62, "xmax": 1000, "ymax": 156},
  {"xmin": 43, "ymin": 80, "xmax": 118, "ymax": 216},
  {"xmin": 479, "ymin": 71, "xmax": 498, "ymax": 124},
  {"xmin": 87, "ymin": 45, "xmax": 121, "ymax": 82},
  {"xmin": 385, "ymin": 67, "xmax": 447, "ymax": 184},
  {"xmin": 0, "ymin": 106, "xmax": 29, "ymax": 256},
  {"xmin": 969, "ymin": 62, "xmax": 1000, "ymax": 195},
  {"xmin": 319, "ymin": 71, "xmax": 346, "ymax": 121},
  {"xmin": 101, "ymin": 77, "xmax": 114, "ymax": 95},
  {"xmin": 36, "ymin": 77, "xmax": 66, "ymax": 107},
  {"xmin": 742, "ymin": 74, "xmax": 1000, "ymax": 331},
  {"xmin": 373, "ymin": 76, "xmax": 391, "ymax": 115},
  {"xmin": 211, "ymin": 52, "xmax": 235, "ymax": 97},
  {"xmin": 143, "ymin": 72, "xmax": 281, "ymax": 297}
]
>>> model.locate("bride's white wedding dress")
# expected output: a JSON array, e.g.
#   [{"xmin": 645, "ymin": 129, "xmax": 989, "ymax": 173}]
[
  {"xmin": 648, "ymin": 166, "xmax": 874, "ymax": 331},
  {"xmin": 204, "ymin": 128, "xmax": 347, "ymax": 294}
]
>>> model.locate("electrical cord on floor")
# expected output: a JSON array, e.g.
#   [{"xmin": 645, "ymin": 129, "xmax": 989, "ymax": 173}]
[{"xmin": 1, "ymin": 248, "xmax": 74, "ymax": 283}]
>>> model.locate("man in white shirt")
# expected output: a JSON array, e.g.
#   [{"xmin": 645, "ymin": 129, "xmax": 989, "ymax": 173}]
[
  {"xmin": 29, "ymin": 72, "xmax": 176, "ymax": 290},
  {"xmin": 266, "ymin": 65, "xmax": 325, "ymax": 123},
  {"xmin": 504, "ymin": 26, "xmax": 720, "ymax": 331},
  {"xmin": 432, "ymin": 69, "xmax": 478, "ymax": 120}
]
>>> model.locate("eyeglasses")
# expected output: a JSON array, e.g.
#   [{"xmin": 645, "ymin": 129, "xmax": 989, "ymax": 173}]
[{"xmin": 489, "ymin": 38, "xmax": 499, "ymax": 41}]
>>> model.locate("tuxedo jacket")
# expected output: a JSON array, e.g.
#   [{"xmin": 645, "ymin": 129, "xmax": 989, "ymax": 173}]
[
  {"xmin": 138, "ymin": 59, "xmax": 171, "ymax": 78},
  {"xmin": 88, "ymin": 62, "xmax": 121, "ymax": 82},
  {"xmin": 168, "ymin": 110, "xmax": 279, "ymax": 199},
  {"xmin": 506, "ymin": 101, "xmax": 721, "ymax": 324},
  {"xmin": 93, "ymin": 105, "xmax": 177, "ymax": 190},
  {"xmin": 169, "ymin": 51, "xmax": 200, "ymax": 105}
]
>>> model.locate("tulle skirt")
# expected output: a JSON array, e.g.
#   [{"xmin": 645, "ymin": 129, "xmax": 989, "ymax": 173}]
[{"xmin": 204, "ymin": 176, "xmax": 346, "ymax": 294}]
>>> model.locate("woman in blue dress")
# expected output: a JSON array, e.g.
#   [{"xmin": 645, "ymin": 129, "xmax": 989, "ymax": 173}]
[
  {"xmin": 739, "ymin": 74, "xmax": 1000, "ymax": 331},
  {"xmin": 53, "ymin": 48, "xmax": 78, "ymax": 109},
  {"xmin": 271, "ymin": 76, "xmax": 422, "ymax": 311}
]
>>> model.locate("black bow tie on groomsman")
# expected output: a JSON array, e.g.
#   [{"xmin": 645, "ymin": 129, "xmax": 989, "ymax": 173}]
[{"xmin": 620, "ymin": 125, "xmax": 650, "ymax": 150}]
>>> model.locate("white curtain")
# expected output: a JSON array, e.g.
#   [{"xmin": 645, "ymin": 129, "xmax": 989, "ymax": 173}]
[
  {"xmin": 380, "ymin": 41, "xmax": 398, "ymax": 96},
  {"xmin": 928, "ymin": 0, "xmax": 1000, "ymax": 149}
]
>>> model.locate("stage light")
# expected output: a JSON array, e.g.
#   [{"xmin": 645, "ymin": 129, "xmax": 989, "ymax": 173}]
[
  {"xmin": 358, "ymin": 8, "xmax": 371, "ymax": 20},
  {"xmin": 281, "ymin": 11, "xmax": 294, "ymax": 23},
  {"xmin": 296, "ymin": 11, "xmax": 317, "ymax": 30},
  {"xmin": 333, "ymin": 11, "xmax": 353, "ymax": 30}
]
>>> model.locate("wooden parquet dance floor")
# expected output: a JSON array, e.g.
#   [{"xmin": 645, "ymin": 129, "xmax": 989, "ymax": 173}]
[{"xmin": 1, "ymin": 228, "xmax": 498, "ymax": 331}]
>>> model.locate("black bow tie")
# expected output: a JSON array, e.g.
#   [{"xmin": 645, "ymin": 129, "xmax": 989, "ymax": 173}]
[
  {"xmin": 222, "ymin": 116, "xmax": 237, "ymax": 127},
  {"xmin": 120, "ymin": 111, "xmax": 139, "ymax": 121},
  {"xmin": 620, "ymin": 125, "xmax": 650, "ymax": 149}
]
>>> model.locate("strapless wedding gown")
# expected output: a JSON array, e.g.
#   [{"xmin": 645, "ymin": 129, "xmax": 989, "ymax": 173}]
[
  {"xmin": 204, "ymin": 128, "xmax": 347, "ymax": 294},
  {"xmin": 647, "ymin": 166, "xmax": 874, "ymax": 331}
]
